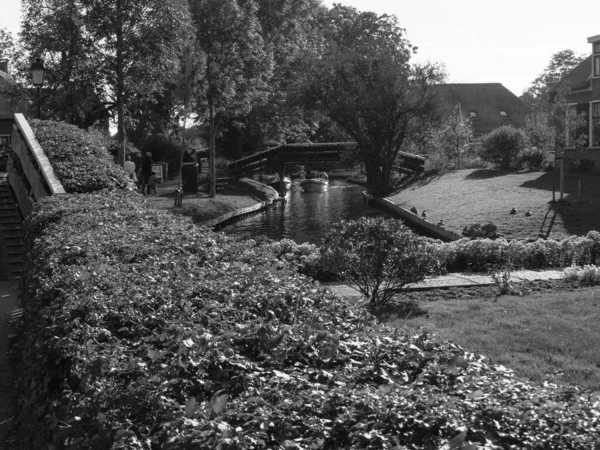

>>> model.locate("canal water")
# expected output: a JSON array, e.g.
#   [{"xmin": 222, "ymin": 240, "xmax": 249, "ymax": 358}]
[{"xmin": 221, "ymin": 179, "xmax": 388, "ymax": 245}]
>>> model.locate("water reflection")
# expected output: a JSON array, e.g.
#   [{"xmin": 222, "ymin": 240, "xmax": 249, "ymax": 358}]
[{"xmin": 221, "ymin": 179, "xmax": 388, "ymax": 245}]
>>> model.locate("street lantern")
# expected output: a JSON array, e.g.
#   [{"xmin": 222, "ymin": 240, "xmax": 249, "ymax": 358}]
[{"xmin": 30, "ymin": 57, "xmax": 45, "ymax": 119}]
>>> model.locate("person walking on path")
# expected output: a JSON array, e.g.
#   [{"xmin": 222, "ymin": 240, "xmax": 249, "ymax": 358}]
[
  {"xmin": 141, "ymin": 152, "xmax": 153, "ymax": 195},
  {"xmin": 124, "ymin": 154, "xmax": 136, "ymax": 183},
  {"xmin": 147, "ymin": 171, "xmax": 158, "ymax": 196}
]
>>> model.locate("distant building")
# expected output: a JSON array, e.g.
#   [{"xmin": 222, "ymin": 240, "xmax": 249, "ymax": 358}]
[
  {"xmin": 0, "ymin": 60, "xmax": 26, "ymax": 154},
  {"xmin": 550, "ymin": 33, "xmax": 600, "ymax": 151},
  {"xmin": 433, "ymin": 83, "xmax": 530, "ymax": 138}
]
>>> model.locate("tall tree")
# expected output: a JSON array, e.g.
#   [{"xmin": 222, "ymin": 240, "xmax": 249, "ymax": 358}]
[
  {"xmin": 20, "ymin": 0, "xmax": 193, "ymax": 164},
  {"xmin": 0, "ymin": 28, "xmax": 16, "ymax": 63},
  {"xmin": 190, "ymin": 0, "xmax": 273, "ymax": 197},
  {"xmin": 522, "ymin": 50, "xmax": 588, "ymax": 152},
  {"xmin": 305, "ymin": 5, "xmax": 444, "ymax": 194},
  {"xmin": 249, "ymin": 0, "xmax": 327, "ymax": 144},
  {"xmin": 435, "ymin": 107, "xmax": 473, "ymax": 170},
  {"xmin": 521, "ymin": 49, "xmax": 586, "ymax": 112}
]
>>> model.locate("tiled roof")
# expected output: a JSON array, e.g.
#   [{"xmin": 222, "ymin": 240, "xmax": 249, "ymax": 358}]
[{"xmin": 432, "ymin": 83, "xmax": 530, "ymax": 136}]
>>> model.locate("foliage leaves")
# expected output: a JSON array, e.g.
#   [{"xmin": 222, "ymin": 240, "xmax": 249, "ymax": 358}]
[
  {"xmin": 30, "ymin": 119, "xmax": 134, "ymax": 193},
  {"xmin": 8, "ymin": 189, "xmax": 600, "ymax": 448},
  {"xmin": 320, "ymin": 217, "xmax": 441, "ymax": 304}
]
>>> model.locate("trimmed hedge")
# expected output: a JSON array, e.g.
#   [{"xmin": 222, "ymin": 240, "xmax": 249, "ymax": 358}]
[
  {"xmin": 9, "ymin": 120, "xmax": 600, "ymax": 448},
  {"xmin": 11, "ymin": 191, "xmax": 600, "ymax": 449},
  {"xmin": 30, "ymin": 119, "xmax": 134, "ymax": 193}
]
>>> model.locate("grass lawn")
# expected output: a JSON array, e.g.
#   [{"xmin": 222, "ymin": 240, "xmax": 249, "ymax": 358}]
[
  {"xmin": 372, "ymin": 281, "xmax": 600, "ymax": 393},
  {"xmin": 144, "ymin": 178, "xmax": 272, "ymax": 223},
  {"xmin": 387, "ymin": 168, "xmax": 600, "ymax": 240}
]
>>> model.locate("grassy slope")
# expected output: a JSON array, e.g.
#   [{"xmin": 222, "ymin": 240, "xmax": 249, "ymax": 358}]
[{"xmin": 387, "ymin": 168, "xmax": 600, "ymax": 240}]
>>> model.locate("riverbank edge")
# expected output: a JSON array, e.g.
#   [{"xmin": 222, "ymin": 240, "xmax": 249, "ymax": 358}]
[{"xmin": 198, "ymin": 196, "xmax": 285, "ymax": 229}]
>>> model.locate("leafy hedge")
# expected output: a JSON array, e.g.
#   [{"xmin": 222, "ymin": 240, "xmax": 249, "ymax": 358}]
[
  {"xmin": 276, "ymin": 232, "xmax": 600, "ymax": 278},
  {"xmin": 431, "ymin": 233, "xmax": 600, "ymax": 272},
  {"xmin": 10, "ymin": 191, "xmax": 600, "ymax": 449},
  {"xmin": 9, "ymin": 120, "xmax": 600, "ymax": 448},
  {"xmin": 30, "ymin": 119, "xmax": 134, "ymax": 193}
]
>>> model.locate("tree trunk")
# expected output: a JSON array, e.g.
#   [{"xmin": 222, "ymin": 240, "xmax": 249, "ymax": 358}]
[
  {"xmin": 208, "ymin": 94, "xmax": 216, "ymax": 198},
  {"xmin": 116, "ymin": 0, "xmax": 125, "ymax": 167}
]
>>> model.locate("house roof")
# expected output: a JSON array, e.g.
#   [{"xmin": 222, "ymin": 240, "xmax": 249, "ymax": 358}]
[
  {"xmin": 550, "ymin": 55, "xmax": 592, "ymax": 94},
  {"xmin": 432, "ymin": 83, "xmax": 530, "ymax": 136}
]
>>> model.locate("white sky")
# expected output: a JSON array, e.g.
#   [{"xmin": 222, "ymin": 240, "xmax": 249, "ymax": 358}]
[{"xmin": 2, "ymin": 0, "xmax": 599, "ymax": 96}]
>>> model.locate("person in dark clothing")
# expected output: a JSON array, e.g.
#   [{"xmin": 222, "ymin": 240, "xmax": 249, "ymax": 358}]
[{"xmin": 141, "ymin": 152, "xmax": 153, "ymax": 195}]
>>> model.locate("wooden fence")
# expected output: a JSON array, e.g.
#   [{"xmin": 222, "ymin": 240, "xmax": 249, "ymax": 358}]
[{"xmin": 7, "ymin": 114, "xmax": 65, "ymax": 218}]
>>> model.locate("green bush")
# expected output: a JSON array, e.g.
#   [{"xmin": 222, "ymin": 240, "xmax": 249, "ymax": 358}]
[
  {"xmin": 517, "ymin": 146, "xmax": 547, "ymax": 171},
  {"xmin": 461, "ymin": 222, "xmax": 500, "ymax": 240},
  {"xmin": 30, "ymin": 119, "xmax": 134, "ymax": 193},
  {"xmin": 479, "ymin": 125, "xmax": 529, "ymax": 169},
  {"xmin": 11, "ymin": 192, "xmax": 600, "ymax": 448},
  {"xmin": 320, "ymin": 217, "xmax": 441, "ymax": 304},
  {"xmin": 423, "ymin": 235, "xmax": 600, "ymax": 272}
]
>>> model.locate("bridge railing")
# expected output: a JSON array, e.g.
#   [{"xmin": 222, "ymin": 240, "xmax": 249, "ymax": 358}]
[
  {"xmin": 8, "ymin": 114, "xmax": 66, "ymax": 218},
  {"xmin": 228, "ymin": 142, "xmax": 354, "ymax": 177}
]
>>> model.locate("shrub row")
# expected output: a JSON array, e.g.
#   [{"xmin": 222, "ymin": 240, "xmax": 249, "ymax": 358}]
[
  {"xmin": 30, "ymin": 119, "xmax": 134, "ymax": 193},
  {"xmin": 12, "ymin": 191, "xmax": 600, "ymax": 449},
  {"xmin": 11, "ymin": 120, "xmax": 600, "ymax": 448},
  {"xmin": 277, "ymin": 232, "xmax": 600, "ymax": 277}
]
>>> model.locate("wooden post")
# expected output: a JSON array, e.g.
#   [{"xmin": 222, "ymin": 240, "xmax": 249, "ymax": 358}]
[
  {"xmin": 278, "ymin": 162, "xmax": 285, "ymax": 195},
  {"xmin": 560, "ymin": 152, "xmax": 565, "ymax": 201}
]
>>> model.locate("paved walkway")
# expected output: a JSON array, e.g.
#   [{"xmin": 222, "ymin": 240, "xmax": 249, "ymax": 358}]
[
  {"xmin": 0, "ymin": 280, "xmax": 19, "ymax": 450},
  {"xmin": 322, "ymin": 268, "xmax": 566, "ymax": 297}
]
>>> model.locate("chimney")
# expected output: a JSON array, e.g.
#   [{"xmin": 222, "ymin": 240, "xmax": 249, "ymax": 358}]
[{"xmin": 0, "ymin": 60, "xmax": 8, "ymax": 74}]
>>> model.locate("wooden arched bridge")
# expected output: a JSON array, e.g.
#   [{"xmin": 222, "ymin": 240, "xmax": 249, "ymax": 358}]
[{"xmin": 227, "ymin": 142, "xmax": 427, "ymax": 178}]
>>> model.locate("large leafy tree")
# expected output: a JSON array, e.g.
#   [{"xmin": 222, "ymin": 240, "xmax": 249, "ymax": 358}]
[
  {"xmin": 306, "ymin": 5, "xmax": 444, "ymax": 194},
  {"xmin": 190, "ymin": 0, "xmax": 273, "ymax": 197},
  {"xmin": 521, "ymin": 49, "xmax": 586, "ymax": 112},
  {"xmin": 20, "ymin": 0, "xmax": 193, "ymax": 165},
  {"xmin": 248, "ymin": 0, "xmax": 327, "ymax": 145},
  {"xmin": 521, "ymin": 50, "xmax": 588, "ymax": 152},
  {"xmin": 0, "ymin": 28, "xmax": 16, "ymax": 63}
]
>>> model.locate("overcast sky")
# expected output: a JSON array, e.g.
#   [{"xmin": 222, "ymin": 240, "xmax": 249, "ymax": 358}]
[{"xmin": 2, "ymin": 0, "xmax": 599, "ymax": 96}]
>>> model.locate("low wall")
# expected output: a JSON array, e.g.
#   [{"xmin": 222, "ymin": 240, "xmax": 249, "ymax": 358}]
[
  {"xmin": 367, "ymin": 194, "xmax": 460, "ymax": 242},
  {"xmin": 9, "ymin": 114, "xmax": 65, "ymax": 218},
  {"xmin": 198, "ymin": 198, "xmax": 284, "ymax": 229},
  {"xmin": 198, "ymin": 178, "xmax": 282, "ymax": 229}
]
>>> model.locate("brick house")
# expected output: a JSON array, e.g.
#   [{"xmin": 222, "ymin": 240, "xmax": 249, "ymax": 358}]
[
  {"xmin": 552, "ymin": 34, "xmax": 600, "ymax": 153},
  {"xmin": 433, "ymin": 83, "xmax": 530, "ymax": 138}
]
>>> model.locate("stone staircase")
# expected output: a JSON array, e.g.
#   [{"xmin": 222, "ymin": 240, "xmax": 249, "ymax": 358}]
[{"xmin": 0, "ymin": 174, "xmax": 24, "ymax": 279}]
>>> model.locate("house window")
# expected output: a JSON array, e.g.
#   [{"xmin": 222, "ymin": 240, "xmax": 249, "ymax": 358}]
[
  {"xmin": 595, "ymin": 42, "xmax": 600, "ymax": 77},
  {"xmin": 500, "ymin": 111, "xmax": 509, "ymax": 119},
  {"xmin": 592, "ymin": 103, "xmax": 600, "ymax": 147},
  {"xmin": 567, "ymin": 103, "xmax": 589, "ymax": 148}
]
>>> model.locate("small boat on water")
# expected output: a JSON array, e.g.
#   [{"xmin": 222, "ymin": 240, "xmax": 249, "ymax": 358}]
[
  {"xmin": 300, "ymin": 177, "xmax": 329, "ymax": 192},
  {"xmin": 255, "ymin": 173, "xmax": 292, "ymax": 190},
  {"xmin": 269, "ymin": 176, "xmax": 292, "ymax": 191}
]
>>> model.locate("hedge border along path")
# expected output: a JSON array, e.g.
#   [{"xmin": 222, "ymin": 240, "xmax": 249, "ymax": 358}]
[{"xmin": 8, "ymin": 189, "xmax": 600, "ymax": 449}]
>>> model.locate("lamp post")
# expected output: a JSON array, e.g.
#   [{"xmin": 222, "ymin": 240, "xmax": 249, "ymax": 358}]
[{"xmin": 30, "ymin": 57, "xmax": 45, "ymax": 119}]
